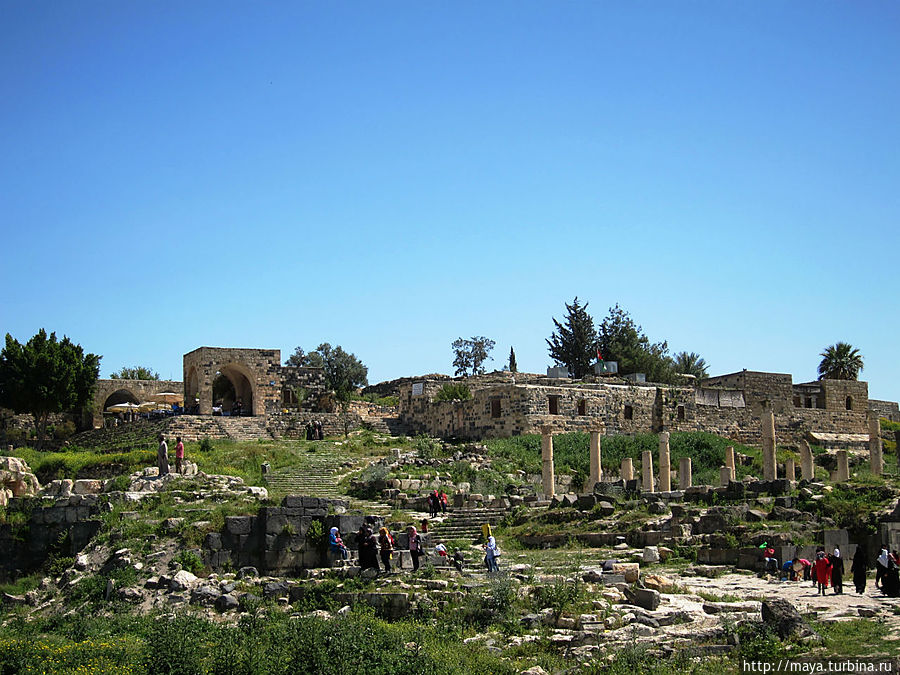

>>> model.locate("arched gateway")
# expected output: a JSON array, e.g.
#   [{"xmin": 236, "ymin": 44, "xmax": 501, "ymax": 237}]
[{"xmin": 182, "ymin": 347, "xmax": 282, "ymax": 417}]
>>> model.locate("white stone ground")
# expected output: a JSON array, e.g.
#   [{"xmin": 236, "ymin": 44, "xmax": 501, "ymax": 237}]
[{"xmin": 676, "ymin": 572, "xmax": 900, "ymax": 634}]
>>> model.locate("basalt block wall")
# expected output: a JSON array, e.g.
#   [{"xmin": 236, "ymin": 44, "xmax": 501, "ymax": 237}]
[{"xmin": 399, "ymin": 371, "xmax": 878, "ymax": 445}]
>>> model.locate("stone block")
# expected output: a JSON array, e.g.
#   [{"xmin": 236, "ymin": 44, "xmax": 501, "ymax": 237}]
[
  {"xmin": 225, "ymin": 516, "xmax": 252, "ymax": 535},
  {"xmin": 204, "ymin": 533, "xmax": 223, "ymax": 550},
  {"xmin": 626, "ymin": 587, "xmax": 660, "ymax": 611},
  {"xmin": 576, "ymin": 494, "xmax": 597, "ymax": 510}
]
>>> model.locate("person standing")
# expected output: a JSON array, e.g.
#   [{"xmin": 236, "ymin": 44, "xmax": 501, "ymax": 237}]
[
  {"xmin": 813, "ymin": 551, "xmax": 832, "ymax": 596},
  {"xmin": 378, "ymin": 527, "xmax": 394, "ymax": 573},
  {"xmin": 851, "ymin": 547, "xmax": 869, "ymax": 594},
  {"xmin": 830, "ymin": 547, "xmax": 844, "ymax": 594},
  {"xmin": 157, "ymin": 435, "xmax": 169, "ymax": 477},
  {"xmin": 357, "ymin": 527, "xmax": 379, "ymax": 571},
  {"xmin": 439, "ymin": 490, "xmax": 448, "ymax": 514},
  {"xmin": 174, "ymin": 436, "xmax": 185, "ymax": 474},
  {"xmin": 484, "ymin": 536, "xmax": 500, "ymax": 574},
  {"xmin": 407, "ymin": 526, "xmax": 423, "ymax": 571},
  {"xmin": 876, "ymin": 547, "xmax": 890, "ymax": 589}
]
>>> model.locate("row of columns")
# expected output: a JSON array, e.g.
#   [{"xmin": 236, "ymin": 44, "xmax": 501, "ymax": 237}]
[{"xmin": 539, "ymin": 411, "xmax": 884, "ymax": 497}]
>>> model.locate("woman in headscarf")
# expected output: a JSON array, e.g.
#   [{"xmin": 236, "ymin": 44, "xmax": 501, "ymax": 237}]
[
  {"xmin": 851, "ymin": 546, "xmax": 869, "ymax": 594},
  {"xmin": 357, "ymin": 526, "xmax": 379, "ymax": 571},
  {"xmin": 876, "ymin": 546, "xmax": 890, "ymax": 589},
  {"xmin": 329, "ymin": 527, "xmax": 349, "ymax": 561},
  {"xmin": 884, "ymin": 552, "xmax": 900, "ymax": 597},
  {"xmin": 378, "ymin": 527, "xmax": 394, "ymax": 573},
  {"xmin": 484, "ymin": 536, "xmax": 500, "ymax": 574},
  {"xmin": 829, "ymin": 547, "xmax": 844, "ymax": 594},
  {"xmin": 813, "ymin": 550, "xmax": 832, "ymax": 596},
  {"xmin": 407, "ymin": 526, "xmax": 423, "ymax": 571}
]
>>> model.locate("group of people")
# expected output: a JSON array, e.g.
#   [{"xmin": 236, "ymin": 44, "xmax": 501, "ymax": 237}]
[
  {"xmin": 427, "ymin": 490, "xmax": 448, "ymax": 518},
  {"xmin": 305, "ymin": 420, "xmax": 324, "ymax": 440},
  {"xmin": 156, "ymin": 434, "xmax": 185, "ymax": 476},
  {"xmin": 770, "ymin": 543, "xmax": 900, "ymax": 597},
  {"xmin": 328, "ymin": 524, "xmax": 478, "ymax": 574}
]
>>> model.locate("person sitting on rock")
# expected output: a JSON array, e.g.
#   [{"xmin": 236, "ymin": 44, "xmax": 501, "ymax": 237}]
[
  {"xmin": 452, "ymin": 548, "xmax": 465, "ymax": 573},
  {"xmin": 762, "ymin": 544, "xmax": 778, "ymax": 575},
  {"xmin": 329, "ymin": 527, "xmax": 349, "ymax": 561}
]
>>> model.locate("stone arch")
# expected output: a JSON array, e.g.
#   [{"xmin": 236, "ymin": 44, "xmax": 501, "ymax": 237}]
[
  {"xmin": 102, "ymin": 388, "xmax": 140, "ymax": 410},
  {"xmin": 845, "ymin": 396, "xmax": 853, "ymax": 411},
  {"xmin": 214, "ymin": 362, "xmax": 257, "ymax": 416}
]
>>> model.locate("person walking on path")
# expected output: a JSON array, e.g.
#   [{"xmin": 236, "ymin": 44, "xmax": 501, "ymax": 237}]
[
  {"xmin": 407, "ymin": 526, "xmax": 423, "ymax": 571},
  {"xmin": 851, "ymin": 547, "xmax": 869, "ymax": 594},
  {"xmin": 813, "ymin": 550, "xmax": 832, "ymax": 596},
  {"xmin": 378, "ymin": 527, "xmax": 394, "ymax": 573},
  {"xmin": 484, "ymin": 536, "xmax": 500, "ymax": 574},
  {"xmin": 829, "ymin": 547, "xmax": 844, "ymax": 594},
  {"xmin": 876, "ymin": 547, "xmax": 890, "ymax": 589},
  {"xmin": 157, "ymin": 435, "xmax": 169, "ymax": 477},
  {"xmin": 174, "ymin": 436, "xmax": 185, "ymax": 474}
]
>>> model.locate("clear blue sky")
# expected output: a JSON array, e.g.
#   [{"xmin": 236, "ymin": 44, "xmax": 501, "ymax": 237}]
[{"xmin": 2, "ymin": 3, "xmax": 898, "ymax": 400}]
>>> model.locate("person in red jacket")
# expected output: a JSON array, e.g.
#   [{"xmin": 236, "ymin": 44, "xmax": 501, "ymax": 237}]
[{"xmin": 813, "ymin": 550, "xmax": 833, "ymax": 596}]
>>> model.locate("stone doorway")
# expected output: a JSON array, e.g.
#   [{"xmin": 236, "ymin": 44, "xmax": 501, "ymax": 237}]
[{"xmin": 212, "ymin": 364, "xmax": 255, "ymax": 416}]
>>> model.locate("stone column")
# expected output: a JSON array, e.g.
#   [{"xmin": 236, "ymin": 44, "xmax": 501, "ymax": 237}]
[
  {"xmin": 800, "ymin": 440, "xmax": 814, "ymax": 481},
  {"xmin": 658, "ymin": 431, "xmax": 671, "ymax": 492},
  {"xmin": 835, "ymin": 450, "xmax": 849, "ymax": 482},
  {"xmin": 725, "ymin": 446, "xmax": 736, "ymax": 482},
  {"xmin": 719, "ymin": 466, "xmax": 732, "ymax": 487},
  {"xmin": 589, "ymin": 430, "xmax": 602, "ymax": 488},
  {"xmin": 541, "ymin": 427, "xmax": 555, "ymax": 498},
  {"xmin": 761, "ymin": 409, "xmax": 777, "ymax": 481},
  {"xmin": 869, "ymin": 414, "xmax": 883, "ymax": 476},
  {"xmin": 642, "ymin": 450, "xmax": 655, "ymax": 492},
  {"xmin": 621, "ymin": 457, "xmax": 634, "ymax": 481},
  {"xmin": 784, "ymin": 458, "xmax": 796, "ymax": 482},
  {"xmin": 679, "ymin": 457, "xmax": 692, "ymax": 490}
]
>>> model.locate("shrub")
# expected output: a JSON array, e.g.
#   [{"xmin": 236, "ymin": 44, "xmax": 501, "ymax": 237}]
[
  {"xmin": 532, "ymin": 575, "xmax": 583, "ymax": 623},
  {"xmin": 52, "ymin": 421, "xmax": 76, "ymax": 440},
  {"xmin": 175, "ymin": 550, "xmax": 205, "ymax": 576},
  {"xmin": 434, "ymin": 383, "xmax": 472, "ymax": 401},
  {"xmin": 198, "ymin": 437, "xmax": 215, "ymax": 453}
]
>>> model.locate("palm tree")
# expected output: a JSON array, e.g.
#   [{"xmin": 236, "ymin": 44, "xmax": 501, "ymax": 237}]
[
  {"xmin": 817, "ymin": 342, "xmax": 864, "ymax": 380},
  {"xmin": 673, "ymin": 351, "xmax": 709, "ymax": 380}
]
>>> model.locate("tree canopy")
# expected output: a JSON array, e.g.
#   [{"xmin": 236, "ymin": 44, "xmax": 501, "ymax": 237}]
[
  {"xmin": 818, "ymin": 342, "xmax": 864, "ymax": 381},
  {"xmin": 287, "ymin": 343, "xmax": 367, "ymax": 401},
  {"xmin": 451, "ymin": 337, "xmax": 496, "ymax": 377},
  {"xmin": 546, "ymin": 297, "xmax": 598, "ymax": 379},
  {"xmin": 673, "ymin": 352, "xmax": 709, "ymax": 380},
  {"xmin": 508, "ymin": 346, "xmax": 518, "ymax": 373},
  {"xmin": 0, "ymin": 330, "xmax": 100, "ymax": 449},
  {"xmin": 110, "ymin": 365, "xmax": 159, "ymax": 380},
  {"xmin": 598, "ymin": 304, "xmax": 677, "ymax": 384}
]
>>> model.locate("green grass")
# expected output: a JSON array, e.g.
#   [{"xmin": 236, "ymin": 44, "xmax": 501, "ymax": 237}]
[{"xmin": 815, "ymin": 618, "xmax": 899, "ymax": 657}]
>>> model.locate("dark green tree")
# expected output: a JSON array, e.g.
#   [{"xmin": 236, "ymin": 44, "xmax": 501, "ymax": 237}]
[
  {"xmin": 285, "ymin": 347, "xmax": 325, "ymax": 369},
  {"xmin": 673, "ymin": 352, "xmax": 709, "ymax": 380},
  {"xmin": 451, "ymin": 337, "xmax": 496, "ymax": 376},
  {"xmin": 546, "ymin": 297, "xmax": 598, "ymax": 378},
  {"xmin": 818, "ymin": 342, "xmax": 864, "ymax": 380},
  {"xmin": 598, "ymin": 304, "xmax": 676, "ymax": 384},
  {"xmin": 110, "ymin": 365, "xmax": 159, "ymax": 380},
  {"xmin": 508, "ymin": 346, "xmax": 518, "ymax": 373},
  {"xmin": 0, "ymin": 330, "xmax": 100, "ymax": 449},
  {"xmin": 290, "ymin": 343, "xmax": 367, "ymax": 401}
]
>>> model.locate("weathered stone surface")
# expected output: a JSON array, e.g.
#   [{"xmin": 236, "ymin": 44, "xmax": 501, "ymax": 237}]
[
  {"xmin": 169, "ymin": 570, "xmax": 198, "ymax": 592},
  {"xmin": 215, "ymin": 594, "xmax": 239, "ymax": 612},
  {"xmin": 761, "ymin": 598, "xmax": 804, "ymax": 639},
  {"xmin": 625, "ymin": 587, "xmax": 659, "ymax": 611}
]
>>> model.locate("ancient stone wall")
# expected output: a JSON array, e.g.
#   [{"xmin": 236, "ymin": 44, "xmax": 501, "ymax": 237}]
[
  {"xmin": 202, "ymin": 496, "xmax": 377, "ymax": 574},
  {"xmin": 870, "ymin": 399, "xmax": 900, "ymax": 422},
  {"xmin": 266, "ymin": 412, "xmax": 362, "ymax": 439},
  {"xmin": 91, "ymin": 379, "xmax": 183, "ymax": 427}
]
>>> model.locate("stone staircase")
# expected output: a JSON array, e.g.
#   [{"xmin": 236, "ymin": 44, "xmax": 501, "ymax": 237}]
[
  {"xmin": 264, "ymin": 452, "xmax": 349, "ymax": 498},
  {"xmin": 358, "ymin": 413, "xmax": 413, "ymax": 437},
  {"xmin": 431, "ymin": 506, "xmax": 510, "ymax": 545}
]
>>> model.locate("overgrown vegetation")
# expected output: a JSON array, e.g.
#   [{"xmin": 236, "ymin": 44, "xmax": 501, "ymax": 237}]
[{"xmin": 434, "ymin": 383, "xmax": 472, "ymax": 402}]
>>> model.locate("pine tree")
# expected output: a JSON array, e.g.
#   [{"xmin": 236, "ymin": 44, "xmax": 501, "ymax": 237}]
[
  {"xmin": 508, "ymin": 347, "xmax": 518, "ymax": 373},
  {"xmin": 546, "ymin": 297, "xmax": 598, "ymax": 379}
]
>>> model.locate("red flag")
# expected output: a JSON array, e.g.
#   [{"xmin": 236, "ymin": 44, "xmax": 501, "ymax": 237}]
[{"xmin": 597, "ymin": 348, "xmax": 603, "ymax": 362}]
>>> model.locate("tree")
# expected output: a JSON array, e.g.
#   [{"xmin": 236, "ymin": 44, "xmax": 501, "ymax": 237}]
[
  {"xmin": 0, "ymin": 330, "xmax": 100, "ymax": 450},
  {"xmin": 546, "ymin": 297, "xmax": 598, "ymax": 379},
  {"xmin": 289, "ymin": 343, "xmax": 367, "ymax": 401},
  {"xmin": 508, "ymin": 347, "xmax": 518, "ymax": 373},
  {"xmin": 285, "ymin": 347, "xmax": 325, "ymax": 369},
  {"xmin": 110, "ymin": 365, "xmax": 159, "ymax": 380},
  {"xmin": 818, "ymin": 342, "xmax": 864, "ymax": 380},
  {"xmin": 673, "ymin": 352, "xmax": 709, "ymax": 380},
  {"xmin": 598, "ymin": 304, "xmax": 676, "ymax": 384},
  {"xmin": 451, "ymin": 337, "xmax": 496, "ymax": 377}
]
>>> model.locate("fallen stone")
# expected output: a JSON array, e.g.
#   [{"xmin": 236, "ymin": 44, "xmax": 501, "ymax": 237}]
[
  {"xmin": 169, "ymin": 570, "xmax": 198, "ymax": 592},
  {"xmin": 215, "ymin": 594, "xmax": 239, "ymax": 612},
  {"xmin": 625, "ymin": 587, "xmax": 659, "ymax": 611},
  {"xmin": 642, "ymin": 546, "xmax": 660, "ymax": 564},
  {"xmin": 761, "ymin": 598, "xmax": 805, "ymax": 639}
]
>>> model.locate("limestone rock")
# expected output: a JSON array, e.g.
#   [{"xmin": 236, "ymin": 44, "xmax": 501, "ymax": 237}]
[
  {"xmin": 612, "ymin": 562, "xmax": 640, "ymax": 583},
  {"xmin": 761, "ymin": 598, "xmax": 804, "ymax": 639},
  {"xmin": 215, "ymin": 594, "xmax": 239, "ymax": 612},
  {"xmin": 642, "ymin": 546, "xmax": 660, "ymax": 564},
  {"xmin": 169, "ymin": 570, "xmax": 198, "ymax": 592}
]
